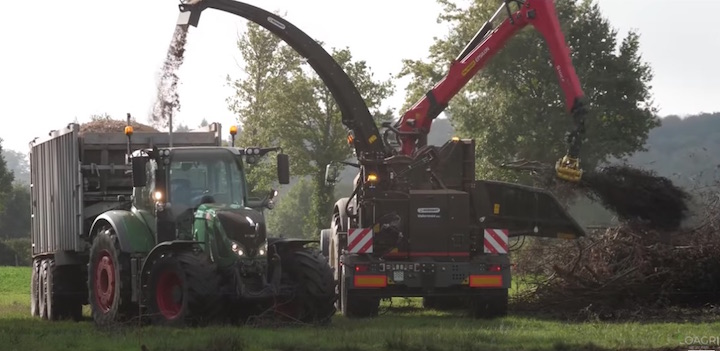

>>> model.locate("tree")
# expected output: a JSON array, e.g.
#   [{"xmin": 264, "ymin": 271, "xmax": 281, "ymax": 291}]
[
  {"xmin": 0, "ymin": 139, "xmax": 15, "ymax": 214},
  {"xmin": 0, "ymin": 184, "xmax": 31, "ymax": 240},
  {"xmin": 227, "ymin": 21, "xmax": 395, "ymax": 234},
  {"xmin": 266, "ymin": 177, "xmax": 316, "ymax": 238},
  {"xmin": 398, "ymin": 0, "xmax": 659, "ymax": 184},
  {"xmin": 2, "ymin": 149, "xmax": 29, "ymax": 185}
]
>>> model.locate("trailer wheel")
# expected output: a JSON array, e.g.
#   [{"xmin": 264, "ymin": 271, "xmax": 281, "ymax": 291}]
[
  {"xmin": 88, "ymin": 227, "xmax": 136, "ymax": 326},
  {"xmin": 38, "ymin": 259, "xmax": 48, "ymax": 319},
  {"xmin": 47, "ymin": 262, "xmax": 83, "ymax": 321},
  {"xmin": 277, "ymin": 248, "xmax": 336, "ymax": 325},
  {"xmin": 469, "ymin": 288, "xmax": 508, "ymax": 319},
  {"xmin": 146, "ymin": 250, "xmax": 223, "ymax": 327},
  {"xmin": 30, "ymin": 258, "xmax": 40, "ymax": 317},
  {"xmin": 45, "ymin": 259, "xmax": 57, "ymax": 320}
]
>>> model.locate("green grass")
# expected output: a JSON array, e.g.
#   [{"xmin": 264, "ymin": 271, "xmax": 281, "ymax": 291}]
[{"xmin": 1, "ymin": 266, "xmax": 717, "ymax": 351}]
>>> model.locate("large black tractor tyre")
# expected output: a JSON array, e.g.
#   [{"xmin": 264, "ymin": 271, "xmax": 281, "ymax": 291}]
[
  {"xmin": 45, "ymin": 259, "xmax": 83, "ymax": 321},
  {"xmin": 145, "ymin": 250, "xmax": 223, "ymax": 327},
  {"xmin": 469, "ymin": 288, "xmax": 508, "ymax": 319},
  {"xmin": 340, "ymin": 265, "xmax": 380, "ymax": 319},
  {"xmin": 88, "ymin": 227, "xmax": 137, "ymax": 326},
  {"xmin": 30, "ymin": 258, "xmax": 40, "ymax": 317},
  {"xmin": 277, "ymin": 248, "xmax": 336, "ymax": 325}
]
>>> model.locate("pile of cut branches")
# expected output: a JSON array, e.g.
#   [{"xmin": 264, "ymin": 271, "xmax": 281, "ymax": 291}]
[
  {"xmin": 512, "ymin": 184, "xmax": 720, "ymax": 321},
  {"xmin": 79, "ymin": 119, "xmax": 159, "ymax": 134}
]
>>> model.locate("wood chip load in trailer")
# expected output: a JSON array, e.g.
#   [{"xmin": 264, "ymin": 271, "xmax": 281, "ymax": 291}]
[{"xmin": 28, "ymin": 121, "xmax": 223, "ymax": 320}]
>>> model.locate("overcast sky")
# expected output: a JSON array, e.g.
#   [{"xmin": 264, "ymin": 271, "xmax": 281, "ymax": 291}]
[{"xmin": 1, "ymin": 0, "xmax": 718, "ymax": 153}]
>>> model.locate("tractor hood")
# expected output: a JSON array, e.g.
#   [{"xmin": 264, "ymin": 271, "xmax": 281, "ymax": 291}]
[{"xmin": 200, "ymin": 204, "xmax": 267, "ymax": 254}]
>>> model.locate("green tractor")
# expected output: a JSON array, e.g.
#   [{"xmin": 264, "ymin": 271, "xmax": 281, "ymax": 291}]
[{"xmin": 87, "ymin": 127, "xmax": 336, "ymax": 326}]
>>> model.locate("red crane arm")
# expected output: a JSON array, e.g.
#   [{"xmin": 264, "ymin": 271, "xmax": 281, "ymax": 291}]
[{"xmin": 396, "ymin": 0, "xmax": 587, "ymax": 169}]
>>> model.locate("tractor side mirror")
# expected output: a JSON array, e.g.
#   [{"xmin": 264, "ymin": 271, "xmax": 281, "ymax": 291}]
[
  {"xmin": 247, "ymin": 189, "xmax": 278, "ymax": 210},
  {"xmin": 325, "ymin": 163, "xmax": 340, "ymax": 186},
  {"xmin": 277, "ymin": 153, "xmax": 290, "ymax": 185},
  {"xmin": 131, "ymin": 156, "xmax": 147, "ymax": 187}
]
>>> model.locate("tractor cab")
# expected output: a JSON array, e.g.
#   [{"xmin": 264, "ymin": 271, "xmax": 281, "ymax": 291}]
[{"xmin": 128, "ymin": 145, "xmax": 289, "ymax": 253}]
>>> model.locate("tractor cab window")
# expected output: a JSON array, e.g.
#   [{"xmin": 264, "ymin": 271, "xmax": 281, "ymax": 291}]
[
  {"xmin": 167, "ymin": 150, "xmax": 245, "ymax": 209},
  {"xmin": 133, "ymin": 158, "xmax": 157, "ymax": 212}
]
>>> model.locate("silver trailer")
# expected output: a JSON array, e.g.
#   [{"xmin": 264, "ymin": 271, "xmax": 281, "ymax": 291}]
[{"xmin": 28, "ymin": 121, "xmax": 223, "ymax": 320}]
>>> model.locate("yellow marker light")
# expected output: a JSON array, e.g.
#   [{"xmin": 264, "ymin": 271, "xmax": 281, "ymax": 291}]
[
  {"xmin": 153, "ymin": 191, "xmax": 163, "ymax": 201},
  {"xmin": 124, "ymin": 126, "xmax": 134, "ymax": 136},
  {"xmin": 229, "ymin": 125, "xmax": 238, "ymax": 135},
  {"xmin": 347, "ymin": 134, "xmax": 354, "ymax": 145},
  {"xmin": 451, "ymin": 136, "xmax": 460, "ymax": 142},
  {"xmin": 367, "ymin": 173, "xmax": 378, "ymax": 183}
]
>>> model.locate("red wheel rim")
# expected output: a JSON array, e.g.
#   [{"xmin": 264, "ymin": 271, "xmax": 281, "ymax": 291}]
[
  {"xmin": 156, "ymin": 270, "xmax": 183, "ymax": 319},
  {"xmin": 94, "ymin": 249, "xmax": 115, "ymax": 313}
]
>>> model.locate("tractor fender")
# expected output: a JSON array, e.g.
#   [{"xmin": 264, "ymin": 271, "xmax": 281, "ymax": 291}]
[
  {"xmin": 89, "ymin": 210, "xmax": 155, "ymax": 254},
  {"xmin": 138, "ymin": 240, "xmax": 202, "ymax": 298}
]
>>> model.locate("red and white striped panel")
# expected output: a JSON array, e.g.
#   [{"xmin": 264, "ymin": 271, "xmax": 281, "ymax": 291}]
[
  {"xmin": 347, "ymin": 228, "xmax": 373, "ymax": 254},
  {"xmin": 483, "ymin": 229, "xmax": 509, "ymax": 254}
]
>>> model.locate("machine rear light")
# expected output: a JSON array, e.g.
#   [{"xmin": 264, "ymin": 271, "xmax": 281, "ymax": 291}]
[
  {"xmin": 489, "ymin": 264, "xmax": 501, "ymax": 272},
  {"xmin": 353, "ymin": 275, "xmax": 387, "ymax": 288},
  {"xmin": 355, "ymin": 264, "xmax": 369, "ymax": 272},
  {"xmin": 469, "ymin": 275, "xmax": 503, "ymax": 287}
]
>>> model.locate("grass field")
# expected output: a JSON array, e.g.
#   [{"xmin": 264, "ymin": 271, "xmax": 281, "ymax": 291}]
[{"xmin": 1, "ymin": 266, "xmax": 718, "ymax": 351}]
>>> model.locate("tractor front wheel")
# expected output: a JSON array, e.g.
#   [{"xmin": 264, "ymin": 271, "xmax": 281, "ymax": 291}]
[
  {"xmin": 146, "ymin": 250, "xmax": 223, "ymax": 327},
  {"xmin": 277, "ymin": 248, "xmax": 336, "ymax": 325}
]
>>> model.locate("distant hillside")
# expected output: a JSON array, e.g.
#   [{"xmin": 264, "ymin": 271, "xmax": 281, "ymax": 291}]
[{"xmin": 619, "ymin": 112, "xmax": 720, "ymax": 188}]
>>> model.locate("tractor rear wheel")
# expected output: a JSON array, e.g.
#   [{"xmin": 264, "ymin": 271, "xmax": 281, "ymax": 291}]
[
  {"xmin": 88, "ymin": 227, "xmax": 136, "ymax": 326},
  {"xmin": 469, "ymin": 288, "xmax": 508, "ymax": 319},
  {"xmin": 146, "ymin": 250, "xmax": 223, "ymax": 327},
  {"xmin": 277, "ymin": 248, "xmax": 336, "ymax": 325}
]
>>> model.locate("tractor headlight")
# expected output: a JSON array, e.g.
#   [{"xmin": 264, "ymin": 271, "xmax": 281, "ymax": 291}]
[
  {"xmin": 231, "ymin": 241, "xmax": 245, "ymax": 256},
  {"xmin": 258, "ymin": 242, "xmax": 267, "ymax": 257}
]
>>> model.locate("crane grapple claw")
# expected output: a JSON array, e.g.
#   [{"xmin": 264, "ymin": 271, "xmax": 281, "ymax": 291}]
[{"xmin": 555, "ymin": 155, "xmax": 582, "ymax": 182}]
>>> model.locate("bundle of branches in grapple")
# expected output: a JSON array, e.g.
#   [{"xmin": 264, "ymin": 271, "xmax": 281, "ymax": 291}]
[{"xmin": 515, "ymin": 185, "xmax": 720, "ymax": 319}]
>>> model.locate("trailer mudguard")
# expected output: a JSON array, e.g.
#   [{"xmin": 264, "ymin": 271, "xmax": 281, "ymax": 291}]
[{"xmin": 89, "ymin": 210, "xmax": 155, "ymax": 254}]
